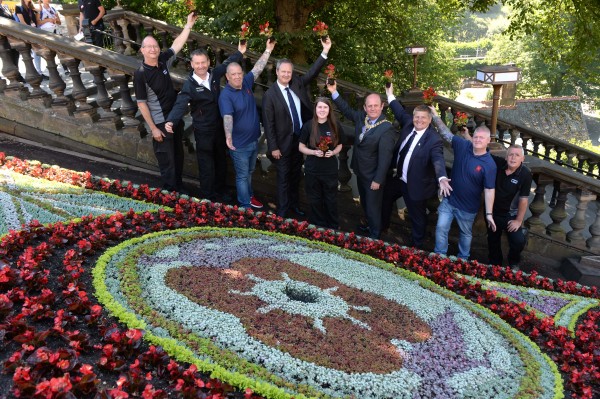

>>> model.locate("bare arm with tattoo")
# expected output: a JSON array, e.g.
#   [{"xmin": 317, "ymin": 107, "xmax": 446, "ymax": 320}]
[
  {"xmin": 429, "ymin": 106, "xmax": 454, "ymax": 144},
  {"xmin": 223, "ymin": 115, "xmax": 235, "ymax": 150},
  {"xmin": 250, "ymin": 40, "xmax": 276, "ymax": 81}
]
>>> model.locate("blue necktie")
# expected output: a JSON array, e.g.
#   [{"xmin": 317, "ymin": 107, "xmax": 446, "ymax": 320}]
[{"xmin": 285, "ymin": 87, "xmax": 301, "ymax": 134}]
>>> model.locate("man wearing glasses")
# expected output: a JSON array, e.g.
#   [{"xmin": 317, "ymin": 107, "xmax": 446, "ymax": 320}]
[{"xmin": 134, "ymin": 12, "xmax": 197, "ymax": 193}]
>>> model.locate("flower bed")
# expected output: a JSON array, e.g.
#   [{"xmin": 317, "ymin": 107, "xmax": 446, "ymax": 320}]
[{"xmin": 0, "ymin": 152, "xmax": 599, "ymax": 399}]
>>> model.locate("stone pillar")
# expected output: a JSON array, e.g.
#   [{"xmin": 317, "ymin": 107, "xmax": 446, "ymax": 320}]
[
  {"xmin": 11, "ymin": 40, "xmax": 44, "ymax": 99},
  {"xmin": 0, "ymin": 35, "xmax": 23, "ymax": 91},
  {"xmin": 567, "ymin": 189, "xmax": 596, "ymax": 247},
  {"xmin": 546, "ymin": 183, "xmax": 572, "ymax": 240},
  {"xmin": 39, "ymin": 48, "xmax": 71, "ymax": 110},
  {"xmin": 62, "ymin": 57, "xmax": 97, "ymax": 121},
  {"xmin": 586, "ymin": 200, "xmax": 600, "ymax": 251},
  {"xmin": 525, "ymin": 174, "xmax": 550, "ymax": 233}
]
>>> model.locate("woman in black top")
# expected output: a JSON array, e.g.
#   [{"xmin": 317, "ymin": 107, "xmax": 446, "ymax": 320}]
[
  {"xmin": 15, "ymin": 0, "xmax": 45, "ymax": 78},
  {"xmin": 298, "ymin": 97, "xmax": 344, "ymax": 229}
]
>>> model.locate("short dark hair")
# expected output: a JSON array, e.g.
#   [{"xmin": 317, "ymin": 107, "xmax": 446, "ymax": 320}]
[
  {"xmin": 276, "ymin": 58, "xmax": 293, "ymax": 71},
  {"xmin": 190, "ymin": 48, "xmax": 210, "ymax": 60}
]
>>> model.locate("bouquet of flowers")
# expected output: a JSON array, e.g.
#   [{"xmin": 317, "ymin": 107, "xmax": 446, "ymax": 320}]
[
  {"xmin": 259, "ymin": 21, "xmax": 274, "ymax": 42},
  {"xmin": 239, "ymin": 21, "xmax": 250, "ymax": 43},
  {"xmin": 453, "ymin": 111, "xmax": 469, "ymax": 128},
  {"xmin": 384, "ymin": 69, "xmax": 393, "ymax": 88},
  {"xmin": 423, "ymin": 86, "xmax": 437, "ymax": 105},
  {"xmin": 318, "ymin": 136, "xmax": 332, "ymax": 152},
  {"xmin": 325, "ymin": 64, "xmax": 336, "ymax": 85},
  {"xmin": 185, "ymin": 0, "xmax": 201, "ymax": 16},
  {"xmin": 313, "ymin": 21, "xmax": 329, "ymax": 41}
]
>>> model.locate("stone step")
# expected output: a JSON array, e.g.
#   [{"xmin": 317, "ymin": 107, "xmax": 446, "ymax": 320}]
[{"xmin": 559, "ymin": 256, "xmax": 600, "ymax": 288}]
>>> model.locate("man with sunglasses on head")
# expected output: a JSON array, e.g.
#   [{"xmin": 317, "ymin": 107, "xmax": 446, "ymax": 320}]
[{"xmin": 134, "ymin": 12, "xmax": 197, "ymax": 194}]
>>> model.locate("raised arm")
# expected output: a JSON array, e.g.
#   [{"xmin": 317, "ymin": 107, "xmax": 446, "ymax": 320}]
[
  {"xmin": 430, "ymin": 106, "xmax": 454, "ymax": 144},
  {"xmin": 328, "ymin": 81, "xmax": 364, "ymax": 124},
  {"xmin": 299, "ymin": 36, "xmax": 331, "ymax": 84},
  {"xmin": 171, "ymin": 12, "xmax": 198, "ymax": 55},
  {"xmin": 385, "ymin": 83, "xmax": 412, "ymax": 127},
  {"xmin": 250, "ymin": 40, "xmax": 276, "ymax": 81},
  {"xmin": 212, "ymin": 42, "xmax": 246, "ymax": 80}
]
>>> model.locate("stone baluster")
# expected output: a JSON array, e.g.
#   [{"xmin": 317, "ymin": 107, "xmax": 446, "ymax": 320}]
[
  {"xmin": 11, "ymin": 40, "xmax": 44, "ymax": 99},
  {"xmin": 509, "ymin": 128, "xmax": 519, "ymax": 145},
  {"xmin": 438, "ymin": 103, "xmax": 449, "ymax": 125},
  {"xmin": 110, "ymin": 20, "xmax": 126, "ymax": 54},
  {"xmin": 586, "ymin": 200, "xmax": 600, "ymax": 251},
  {"xmin": 531, "ymin": 138, "xmax": 542, "ymax": 156},
  {"xmin": 215, "ymin": 47, "xmax": 224, "ymax": 65},
  {"xmin": 554, "ymin": 147, "xmax": 565, "ymax": 166},
  {"xmin": 576, "ymin": 154, "xmax": 588, "ymax": 173},
  {"xmin": 109, "ymin": 71, "xmax": 140, "ymax": 133},
  {"xmin": 543, "ymin": 143, "xmax": 554, "ymax": 160},
  {"xmin": 0, "ymin": 35, "xmax": 24, "ymax": 92},
  {"xmin": 525, "ymin": 173, "xmax": 551, "ymax": 233},
  {"xmin": 566, "ymin": 189, "xmax": 596, "ymax": 247},
  {"xmin": 565, "ymin": 149, "xmax": 578, "ymax": 169},
  {"xmin": 546, "ymin": 182, "xmax": 573, "ymax": 240},
  {"xmin": 62, "ymin": 57, "xmax": 97, "ymax": 121},
  {"xmin": 520, "ymin": 134, "xmax": 532, "ymax": 153},
  {"xmin": 586, "ymin": 161, "xmax": 598, "ymax": 177},
  {"xmin": 140, "ymin": 23, "xmax": 152, "ymax": 43},
  {"xmin": 39, "ymin": 48, "xmax": 71, "ymax": 109},
  {"xmin": 86, "ymin": 64, "xmax": 121, "ymax": 127},
  {"xmin": 337, "ymin": 144, "xmax": 352, "ymax": 192},
  {"xmin": 159, "ymin": 31, "xmax": 168, "ymax": 50}
]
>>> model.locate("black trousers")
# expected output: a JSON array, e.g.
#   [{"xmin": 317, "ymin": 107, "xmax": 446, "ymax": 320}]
[
  {"xmin": 381, "ymin": 178, "xmax": 428, "ymax": 248},
  {"xmin": 273, "ymin": 140, "xmax": 303, "ymax": 217},
  {"xmin": 357, "ymin": 175, "xmax": 383, "ymax": 239},
  {"xmin": 153, "ymin": 121, "xmax": 184, "ymax": 192},
  {"xmin": 305, "ymin": 172, "xmax": 339, "ymax": 228},
  {"xmin": 193, "ymin": 127, "xmax": 228, "ymax": 200},
  {"xmin": 487, "ymin": 213, "xmax": 527, "ymax": 266}
]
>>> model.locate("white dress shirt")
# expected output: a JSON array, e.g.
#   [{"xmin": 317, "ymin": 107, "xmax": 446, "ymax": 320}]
[
  {"xmin": 277, "ymin": 81, "xmax": 302, "ymax": 130},
  {"xmin": 398, "ymin": 129, "xmax": 426, "ymax": 183}
]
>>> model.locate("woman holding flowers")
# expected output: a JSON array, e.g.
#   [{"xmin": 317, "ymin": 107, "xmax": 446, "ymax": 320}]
[{"xmin": 298, "ymin": 97, "xmax": 344, "ymax": 229}]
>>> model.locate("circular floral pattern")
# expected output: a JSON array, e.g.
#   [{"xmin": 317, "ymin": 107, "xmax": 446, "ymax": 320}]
[{"xmin": 96, "ymin": 227, "xmax": 560, "ymax": 399}]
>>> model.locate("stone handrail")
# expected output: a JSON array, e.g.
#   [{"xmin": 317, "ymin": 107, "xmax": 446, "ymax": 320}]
[
  {"xmin": 1, "ymin": 11, "xmax": 599, "ymax": 261},
  {"xmin": 435, "ymin": 96, "xmax": 600, "ymax": 177}
]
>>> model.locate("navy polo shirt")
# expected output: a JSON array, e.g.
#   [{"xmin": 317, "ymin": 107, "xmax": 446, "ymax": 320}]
[
  {"xmin": 218, "ymin": 73, "xmax": 261, "ymax": 148},
  {"xmin": 448, "ymin": 136, "xmax": 497, "ymax": 214}
]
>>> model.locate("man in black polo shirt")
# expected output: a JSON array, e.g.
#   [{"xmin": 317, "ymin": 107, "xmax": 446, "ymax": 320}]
[
  {"xmin": 134, "ymin": 12, "xmax": 197, "ymax": 193},
  {"xmin": 488, "ymin": 145, "xmax": 532, "ymax": 267},
  {"xmin": 78, "ymin": 0, "xmax": 106, "ymax": 47}
]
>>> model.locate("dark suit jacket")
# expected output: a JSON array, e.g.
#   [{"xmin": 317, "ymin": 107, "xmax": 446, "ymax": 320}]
[
  {"xmin": 333, "ymin": 95, "xmax": 396, "ymax": 185},
  {"xmin": 389, "ymin": 99, "xmax": 447, "ymax": 201},
  {"xmin": 262, "ymin": 55, "xmax": 326, "ymax": 155}
]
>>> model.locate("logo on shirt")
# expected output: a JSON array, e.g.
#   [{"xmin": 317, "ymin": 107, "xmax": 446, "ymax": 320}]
[
  {"xmin": 511, "ymin": 178, "xmax": 518, "ymax": 184},
  {"xmin": 475, "ymin": 165, "xmax": 482, "ymax": 173},
  {"xmin": 162, "ymin": 70, "xmax": 168, "ymax": 75}
]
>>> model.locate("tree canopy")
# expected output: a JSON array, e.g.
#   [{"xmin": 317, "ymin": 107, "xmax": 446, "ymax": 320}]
[{"xmin": 118, "ymin": 0, "xmax": 598, "ymax": 106}]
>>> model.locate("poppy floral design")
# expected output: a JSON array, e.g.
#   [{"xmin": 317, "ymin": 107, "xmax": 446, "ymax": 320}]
[{"xmin": 0, "ymin": 152, "xmax": 598, "ymax": 399}]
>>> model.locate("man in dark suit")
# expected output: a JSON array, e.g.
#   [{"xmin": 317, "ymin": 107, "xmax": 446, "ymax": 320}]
[
  {"xmin": 327, "ymin": 82, "xmax": 396, "ymax": 239},
  {"xmin": 166, "ymin": 43, "xmax": 246, "ymax": 201},
  {"xmin": 262, "ymin": 38, "xmax": 332, "ymax": 218},
  {"xmin": 381, "ymin": 84, "xmax": 451, "ymax": 248}
]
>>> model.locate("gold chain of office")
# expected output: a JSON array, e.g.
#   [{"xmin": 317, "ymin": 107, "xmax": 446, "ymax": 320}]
[{"xmin": 363, "ymin": 117, "xmax": 391, "ymax": 131}]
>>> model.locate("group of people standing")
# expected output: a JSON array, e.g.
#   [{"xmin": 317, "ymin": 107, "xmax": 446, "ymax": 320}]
[{"xmin": 133, "ymin": 12, "xmax": 532, "ymax": 268}]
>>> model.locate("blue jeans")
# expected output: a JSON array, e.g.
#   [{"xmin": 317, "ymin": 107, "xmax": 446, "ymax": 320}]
[
  {"xmin": 434, "ymin": 198, "xmax": 477, "ymax": 260},
  {"xmin": 229, "ymin": 140, "xmax": 258, "ymax": 208}
]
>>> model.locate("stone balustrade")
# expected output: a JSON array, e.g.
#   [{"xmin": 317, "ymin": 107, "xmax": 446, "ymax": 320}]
[{"xmin": 435, "ymin": 97, "xmax": 600, "ymax": 177}]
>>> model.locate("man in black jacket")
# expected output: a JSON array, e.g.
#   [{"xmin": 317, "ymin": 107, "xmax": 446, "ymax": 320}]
[
  {"xmin": 262, "ymin": 37, "xmax": 331, "ymax": 217},
  {"xmin": 166, "ymin": 43, "xmax": 246, "ymax": 201}
]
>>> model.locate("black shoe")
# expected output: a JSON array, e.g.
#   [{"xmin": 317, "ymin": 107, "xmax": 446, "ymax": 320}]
[
  {"xmin": 16, "ymin": 75, "xmax": 25, "ymax": 83},
  {"xmin": 41, "ymin": 74, "xmax": 49, "ymax": 80},
  {"xmin": 291, "ymin": 207, "xmax": 305, "ymax": 217},
  {"xmin": 357, "ymin": 223, "xmax": 369, "ymax": 233}
]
